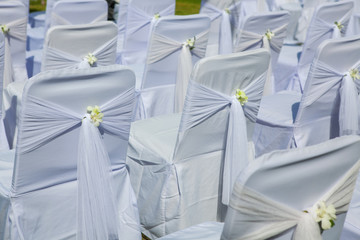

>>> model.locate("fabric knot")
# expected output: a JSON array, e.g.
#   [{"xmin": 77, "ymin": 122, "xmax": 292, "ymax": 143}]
[
  {"xmin": 294, "ymin": 210, "xmax": 322, "ymax": 239},
  {"xmin": 264, "ymin": 29, "xmax": 275, "ymax": 40},
  {"xmin": 334, "ymin": 21, "xmax": 344, "ymax": 31},
  {"xmin": 184, "ymin": 36, "xmax": 195, "ymax": 50},
  {"xmin": 349, "ymin": 68, "xmax": 360, "ymax": 81},
  {"xmin": 84, "ymin": 53, "xmax": 97, "ymax": 66},
  {"xmin": 235, "ymin": 89, "xmax": 248, "ymax": 106},
  {"xmin": 154, "ymin": 13, "xmax": 161, "ymax": 20},
  {"xmin": 86, "ymin": 105, "xmax": 104, "ymax": 127},
  {"xmin": 0, "ymin": 24, "xmax": 9, "ymax": 34}
]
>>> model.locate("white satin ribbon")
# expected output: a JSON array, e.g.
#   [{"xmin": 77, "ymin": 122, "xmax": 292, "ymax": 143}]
[
  {"xmin": 42, "ymin": 36, "xmax": 117, "ymax": 71},
  {"xmin": 2, "ymin": 17, "xmax": 27, "ymax": 88},
  {"xmin": 50, "ymin": 12, "xmax": 107, "ymax": 26},
  {"xmin": 200, "ymin": 2, "xmax": 241, "ymax": 54},
  {"xmin": 178, "ymin": 73, "xmax": 266, "ymax": 205},
  {"xmin": 303, "ymin": 61, "xmax": 360, "ymax": 136},
  {"xmin": 146, "ymin": 30, "xmax": 208, "ymax": 113},
  {"xmin": 16, "ymin": 88, "xmax": 135, "ymax": 239},
  {"xmin": 228, "ymin": 160, "xmax": 360, "ymax": 239}
]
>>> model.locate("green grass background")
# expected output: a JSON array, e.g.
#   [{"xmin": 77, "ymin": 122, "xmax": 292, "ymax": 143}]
[{"xmin": 29, "ymin": 0, "xmax": 202, "ymax": 14}]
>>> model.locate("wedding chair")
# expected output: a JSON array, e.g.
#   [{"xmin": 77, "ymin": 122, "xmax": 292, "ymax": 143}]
[
  {"xmin": 116, "ymin": 0, "xmax": 129, "ymax": 63},
  {"xmin": 0, "ymin": 65, "xmax": 141, "ymax": 239},
  {"xmin": 254, "ymin": 35, "xmax": 360, "ymax": 156},
  {"xmin": 134, "ymin": 14, "xmax": 210, "ymax": 120},
  {"xmin": 5, "ymin": 21, "xmax": 118, "ymax": 148},
  {"xmin": 121, "ymin": 0, "xmax": 175, "ymax": 65},
  {"xmin": 158, "ymin": 135, "xmax": 360, "ymax": 240},
  {"xmin": 234, "ymin": 11, "xmax": 290, "ymax": 95},
  {"xmin": 345, "ymin": 0, "xmax": 360, "ymax": 37},
  {"xmin": 280, "ymin": 0, "xmax": 354, "ymax": 93},
  {"xmin": 127, "ymin": 49, "xmax": 270, "ymax": 238},
  {"xmin": 0, "ymin": 0, "xmax": 27, "ymax": 86}
]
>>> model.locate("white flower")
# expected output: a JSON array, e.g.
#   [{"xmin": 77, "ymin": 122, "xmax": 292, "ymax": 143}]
[
  {"xmin": 334, "ymin": 21, "xmax": 344, "ymax": 31},
  {"xmin": 0, "ymin": 25, "xmax": 9, "ymax": 34},
  {"xmin": 350, "ymin": 69, "xmax": 360, "ymax": 81},
  {"xmin": 154, "ymin": 13, "xmax": 161, "ymax": 20},
  {"xmin": 312, "ymin": 201, "xmax": 337, "ymax": 230},
  {"xmin": 85, "ymin": 53, "xmax": 97, "ymax": 66},
  {"xmin": 265, "ymin": 29, "xmax": 275, "ymax": 40},
  {"xmin": 224, "ymin": 8, "xmax": 230, "ymax": 14},
  {"xmin": 185, "ymin": 37, "xmax": 195, "ymax": 50},
  {"xmin": 87, "ymin": 105, "xmax": 104, "ymax": 127},
  {"xmin": 235, "ymin": 89, "xmax": 248, "ymax": 106}
]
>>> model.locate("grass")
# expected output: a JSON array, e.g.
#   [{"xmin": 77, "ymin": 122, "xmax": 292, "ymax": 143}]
[{"xmin": 29, "ymin": 0, "xmax": 202, "ymax": 15}]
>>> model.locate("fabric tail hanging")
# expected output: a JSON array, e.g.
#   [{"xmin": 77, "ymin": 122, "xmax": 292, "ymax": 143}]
[{"xmin": 219, "ymin": 9, "xmax": 233, "ymax": 54}]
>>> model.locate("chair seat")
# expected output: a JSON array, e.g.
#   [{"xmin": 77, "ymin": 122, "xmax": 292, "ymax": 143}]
[
  {"xmin": 158, "ymin": 221, "xmax": 224, "ymax": 240},
  {"xmin": 0, "ymin": 150, "xmax": 15, "ymax": 197},
  {"xmin": 257, "ymin": 90, "xmax": 301, "ymax": 126},
  {"xmin": 128, "ymin": 113, "xmax": 181, "ymax": 164}
]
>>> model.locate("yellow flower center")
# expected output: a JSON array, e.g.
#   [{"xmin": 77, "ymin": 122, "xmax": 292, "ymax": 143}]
[
  {"xmin": 86, "ymin": 105, "xmax": 104, "ymax": 127},
  {"xmin": 185, "ymin": 37, "xmax": 195, "ymax": 50},
  {"xmin": 0, "ymin": 25, "xmax": 9, "ymax": 34},
  {"xmin": 235, "ymin": 89, "xmax": 248, "ymax": 106},
  {"xmin": 334, "ymin": 21, "xmax": 344, "ymax": 30},
  {"xmin": 265, "ymin": 29, "xmax": 275, "ymax": 40},
  {"xmin": 154, "ymin": 13, "xmax": 161, "ymax": 20},
  {"xmin": 224, "ymin": 8, "xmax": 230, "ymax": 14},
  {"xmin": 350, "ymin": 69, "xmax": 360, "ymax": 81},
  {"xmin": 85, "ymin": 53, "xmax": 97, "ymax": 66}
]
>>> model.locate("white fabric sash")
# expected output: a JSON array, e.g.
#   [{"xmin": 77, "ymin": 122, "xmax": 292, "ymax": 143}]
[
  {"xmin": 179, "ymin": 74, "xmax": 265, "ymax": 205},
  {"xmin": 50, "ymin": 12, "xmax": 107, "ymax": 26},
  {"xmin": 42, "ymin": 36, "xmax": 117, "ymax": 71},
  {"xmin": 147, "ymin": 30, "xmax": 208, "ymax": 112},
  {"xmin": 125, "ymin": 4, "xmax": 175, "ymax": 37},
  {"xmin": 229, "ymin": 160, "xmax": 360, "ymax": 240},
  {"xmin": 2, "ymin": 17, "xmax": 27, "ymax": 88},
  {"xmin": 236, "ymin": 24, "xmax": 287, "ymax": 95},
  {"xmin": 16, "ymin": 88, "xmax": 135, "ymax": 239},
  {"xmin": 303, "ymin": 61, "xmax": 360, "ymax": 136},
  {"xmin": 200, "ymin": 2, "xmax": 241, "ymax": 54}
]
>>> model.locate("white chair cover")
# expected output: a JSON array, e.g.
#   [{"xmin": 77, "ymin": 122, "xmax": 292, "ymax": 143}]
[
  {"xmin": 234, "ymin": 11, "xmax": 290, "ymax": 95},
  {"xmin": 135, "ymin": 15, "xmax": 210, "ymax": 120},
  {"xmin": 126, "ymin": 49, "xmax": 270, "ymax": 238},
  {"xmin": 0, "ymin": 33, "xmax": 8, "ymax": 151},
  {"xmin": 122, "ymin": 0, "xmax": 175, "ymax": 65},
  {"xmin": 222, "ymin": 135, "xmax": 360, "ymax": 240},
  {"xmin": 346, "ymin": 0, "xmax": 360, "ymax": 37},
  {"xmin": 254, "ymin": 35, "xmax": 360, "ymax": 156},
  {"xmin": 0, "ymin": 65, "xmax": 141, "ymax": 239},
  {"xmin": 51, "ymin": 0, "xmax": 107, "ymax": 27},
  {"xmin": 289, "ymin": 0, "xmax": 354, "ymax": 92},
  {"xmin": 116, "ymin": 0, "xmax": 130, "ymax": 62},
  {"xmin": 0, "ymin": 1, "xmax": 27, "ymax": 85}
]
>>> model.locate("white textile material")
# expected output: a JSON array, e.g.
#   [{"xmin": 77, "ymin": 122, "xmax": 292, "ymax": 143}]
[
  {"xmin": 226, "ymin": 160, "xmax": 360, "ymax": 240},
  {"xmin": 158, "ymin": 222, "xmax": 224, "ymax": 240},
  {"xmin": 2, "ymin": 18, "xmax": 27, "ymax": 88},
  {"xmin": 0, "ymin": 34, "xmax": 8, "ymax": 151},
  {"xmin": 122, "ymin": 2, "xmax": 175, "ymax": 65},
  {"xmin": 181, "ymin": 77, "xmax": 264, "ymax": 205},
  {"xmin": 42, "ymin": 36, "xmax": 117, "ymax": 71},
  {"xmin": 17, "ymin": 88, "xmax": 134, "ymax": 239},
  {"xmin": 145, "ymin": 30, "xmax": 208, "ymax": 113},
  {"xmin": 50, "ymin": 12, "xmax": 107, "ymax": 27}
]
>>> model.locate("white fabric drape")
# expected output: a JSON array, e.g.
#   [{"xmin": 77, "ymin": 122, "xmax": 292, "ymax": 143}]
[
  {"xmin": 16, "ymin": 88, "xmax": 135, "ymax": 239},
  {"xmin": 303, "ymin": 61, "xmax": 360, "ymax": 136},
  {"xmin": 2, "ymin": 17, "xmax": 27, "ymax": 88},
  {"xmin": 236, "ymin": 24, "xmax": 287, "ymax": 95},
  {"xmin": 200, "ymin": 2, "xmax": 241, "ymax": 54},
  {"xmin": 42, "ymin": 36, "xmax": 117, "ymax": 71},
  {"xmin": 228, "ymin": 160, "xmax": 360, "ymax": 239},
  {"xmin": 50, "ymin": 12, "xmax": 107, "ymax": 26},
  {"xmin": 146, "ymin": 30, "xmax": 208, "ymax": 112},
  {"xmin": 179, "ymin": 74, "xmax": 265, "ymax": 205}
]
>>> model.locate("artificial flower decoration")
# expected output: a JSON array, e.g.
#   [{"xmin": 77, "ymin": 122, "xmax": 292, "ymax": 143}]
[
  {"xmin": 350, "ymin": 68, "xmax": 360, "ymax": 81},
  {"xmin": 312, "ymin": 201, "xmax": 337, "ymax": 231},
  {"xmin": 265, "ymin": 29, "xmax": 275, "ymax": 40},
  {"xmin": 185, "ymin": 37, "xmax": 196, "ymax": 50},
  {"xmin": 154, "ymin": 13, "xmax": 161, "ymax": 20},
  {"xmin": 225, "ymin": 8, "xmax": 230, "ymax": 14},
  {"xmin": 87, "ymin": 105, "xmax": 104, "ymax": 127},
  {"xmin": 85, "ymin": 53, "xmax": 97, "ymax": 66},
  {"xmin": 334, "ymin": 21, "xmax": 344, "ymax": 31},
  {"xmin": 0, "ymin": 24, "xmax": 9, "ymax": 34},
  {"xmin": 235, "ymin": 89, "xmax": 248, "ymax": 106}
]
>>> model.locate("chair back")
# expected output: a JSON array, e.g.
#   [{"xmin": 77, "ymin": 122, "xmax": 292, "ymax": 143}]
[
  {"xmin": 222, "ymin": 135, "xmax": 360, "ymax": 240},
  {"xmin": 11, "ymin": 65, "xmax": 139, "ymax": 239},
  {"xmin": 51, "ymin": 0, "xmax": 107, "ymax": 27},
  {"xmin": 122, "ymin": 0, "xmax": 175, "ymax": 65},
  {"xmin": 297, "ymin": 0, "xmax": 354, "ymax": 91},
  {"xmin": 294, "ymin": 35, "xmax": 360, "ymax": 148},
  {"xmin": 42, "ymin": 21, "xmax": 117, "ymax": 71}
]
